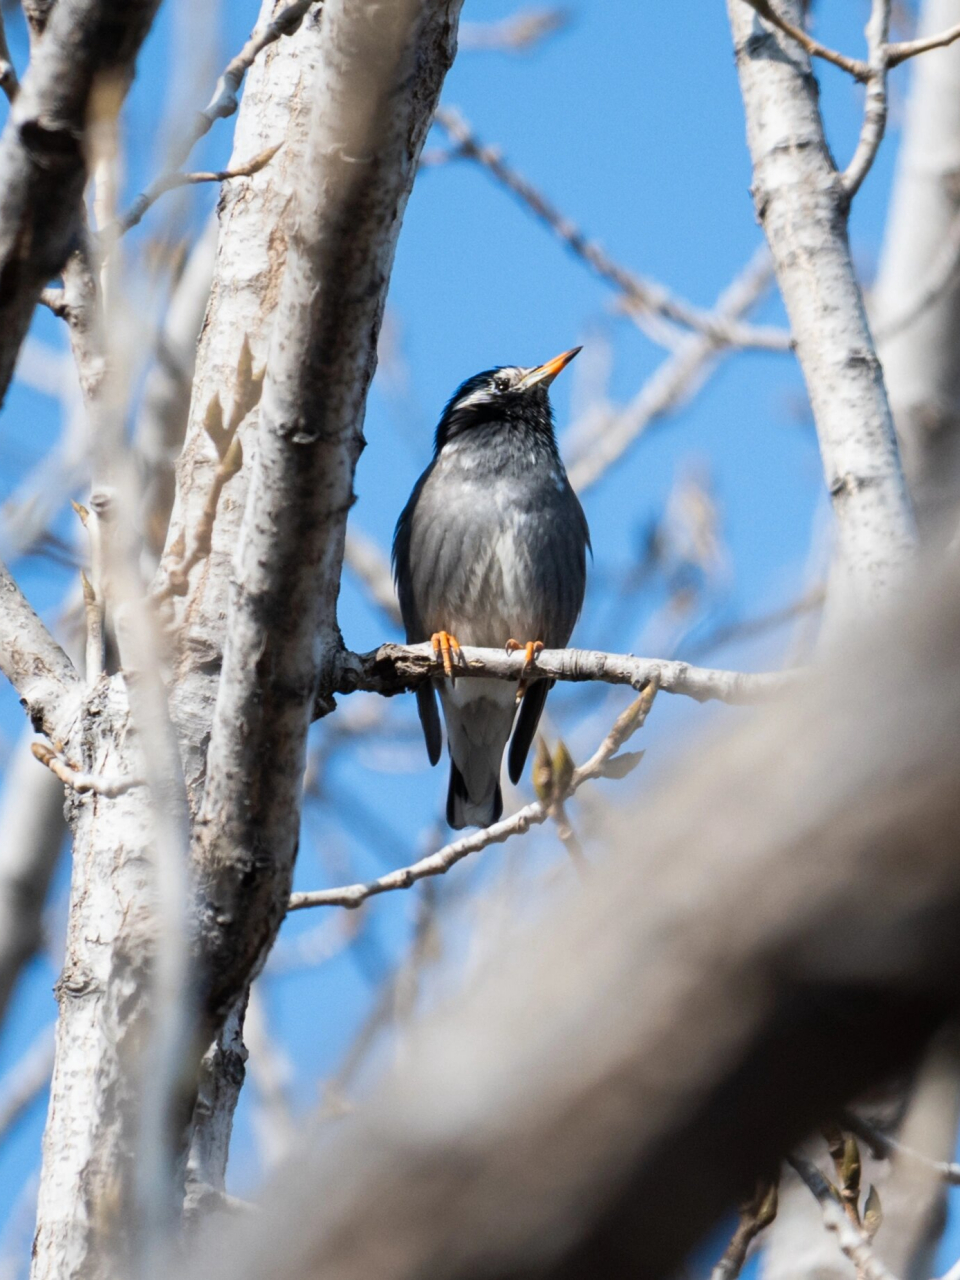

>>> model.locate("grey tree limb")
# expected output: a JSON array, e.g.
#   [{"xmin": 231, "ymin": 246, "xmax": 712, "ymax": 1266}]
[
  {"xmin": 728, "ymin": 0, "xmax": 916, "ymax": 605},
  {"xmin": 331, "ymin": 643, "xmax": 794, "ymax": 706},
  {"xmin": 192, "ymin": 0, "xmax": 464, "ymax": 1019},
  {"xmin": 184, "ymin": 552, "xmax": 960, "ymax": 1280},
  {"xmin": 0, "ymin": 0, "xmax": 162, "ymax": 406},
  {"xmin": 0, "ymin": 558, "xmax": 81, "ymax": 740}
]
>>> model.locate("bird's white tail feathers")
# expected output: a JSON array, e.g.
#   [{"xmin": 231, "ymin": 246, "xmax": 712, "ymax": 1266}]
[{"xmin": 440, "ymin": 680, "xmax": 515, "ymax": 830}]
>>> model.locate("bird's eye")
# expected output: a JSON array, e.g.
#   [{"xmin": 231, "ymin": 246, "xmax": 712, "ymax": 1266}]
[{"xmin": 493, "ymin": 375, "xmax": 510, "ymax": 393}]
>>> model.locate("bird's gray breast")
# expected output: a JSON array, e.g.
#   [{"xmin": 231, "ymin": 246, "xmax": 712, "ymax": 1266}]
[{"xmin": 404, "ymin": 440, "xmax": 587, "ymax": 648}]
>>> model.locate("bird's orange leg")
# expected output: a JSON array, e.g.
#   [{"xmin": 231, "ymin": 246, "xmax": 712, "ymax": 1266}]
[
  {"xmin": 430, "ymin": 630, "xmax": 463, "ymax": 682},
  {"xmin": 505, "ymin": 638, "xmax": 544, "ymax": 703}
]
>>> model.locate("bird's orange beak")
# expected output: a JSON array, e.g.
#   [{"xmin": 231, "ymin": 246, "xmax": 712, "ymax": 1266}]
[{"xmin": 517, "ymin": 345, "xmax": 582, "ymax": 391}]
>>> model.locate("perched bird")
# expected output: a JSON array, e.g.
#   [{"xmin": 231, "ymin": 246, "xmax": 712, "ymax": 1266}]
[{"xmin": 393, "ymin": 348, "xmax": 590, "ymax": 828}]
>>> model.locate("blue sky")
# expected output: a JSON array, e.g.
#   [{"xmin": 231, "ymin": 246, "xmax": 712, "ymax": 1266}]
[{"xmin": 2, "ymin": 0, "xmax": 954, "ymax": 1272}]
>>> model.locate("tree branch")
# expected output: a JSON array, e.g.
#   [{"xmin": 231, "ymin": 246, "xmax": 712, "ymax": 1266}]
[
  {"xmin": 729, "ymin": 0, "xmax": 915, "ymax": 606},
  {"xmin": 330, "ymin": 642, "xmax": 794, "ymax": 706},
  {"xmin": 564, "ymin": 242, "xmax": 777, "ymax": 492},
  {"xmin": 291, "ymin": 681, "xmax": 657, "ymax": 910},
  {"xmin": 193, "ymin": 0, "xmax": 465, "ymax": 1021},
  {"xmin": 434, "ymin": 106, "xmax": 793, "ymax": 353},
  {"xmin": 186, "ymin": 553, "xmax": 960, "ymax": 1280},
  {"xmin": 0, "ymin": 558, "xmax": 81, "ymax": 739},
  {"xmin": 789, "ymin": 1155, "xmax": 899, "ymax": 1280},
  {"xmin": 0, "ymin": 0, "xmax": 162, "ymax": 405}
]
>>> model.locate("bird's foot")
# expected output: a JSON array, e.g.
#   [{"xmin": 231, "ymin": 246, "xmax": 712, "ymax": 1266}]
[
  {"xmin": 430, "ymin": 631, "xmax": 463, "ymax": 682},
  {"xmin": 505, "ymin": 638, "xmax": 544, "ymax": 703}
]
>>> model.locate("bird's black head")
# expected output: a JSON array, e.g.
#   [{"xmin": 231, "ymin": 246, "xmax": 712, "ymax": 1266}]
[{"xmin": 434, "ymin": 347, "xmax": 581, "ymax": 452}]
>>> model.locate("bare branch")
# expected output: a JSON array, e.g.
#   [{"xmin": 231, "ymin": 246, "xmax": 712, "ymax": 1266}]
[
  {"xmin": 739, "ymin": 0, "xmax": 868, "ymax": 76},
  {"xmin": 113, "ymin": 0, "xmax": 320, "ymax": 242},
  {"xmin": 738, "ymin": 0, "xmax": 960, "ymax": 79},
  {"xmin": 843, "ymin": 1109, "xmax": 960, "ymax": 1186},
  {"xmin": 0, "ymin": 733, "xmax": 65, "ymax": 1033},
  {"xmin": 0, "ymin": 0, "xmax": 163, "ymax": 405},
  {"xmin": 291, "ymin": 682, "xmax": 657, "ymax": 910},
  {"xmin": 343, "ymin": 529, "xmax": 402, "ymax": 627},
  {"xmin": 564, "ymin": 243, "xmax": 777, "ymax": 492},
  {"xmin": 458, "ymin": 7, "xmax": 570, "ymax": 53},
  {"xmin": 789, "ymin": 1155, "xmax": 900, "ymax": 1280},
  {"xmin": 186, "ymin": 555, "xmax": 960, "ymax": 1280},
  {"xmin": 843, "ymin": 1, "xmax": 893, "ymax": 200},
  {"xmin": 30, "ymin": 742, "xmax": 144, "ymax": 799},
  {"xmin": 0, "ymin": 558, "xmax": 82, "ymax": 739},
  {"xmin": 109, "ymin": 144, "xmax": 281, "ymax": 243},
  {"xmin": 887, "ymin": 20, "xmax": 960, "ymax": 65},
  {"xmin": 331, "ymin": 642, "xmax": 795, "ymax": 706},
  {"xmin": 434, "ymin": 107, "xmax": 793, "ymax": 353}
]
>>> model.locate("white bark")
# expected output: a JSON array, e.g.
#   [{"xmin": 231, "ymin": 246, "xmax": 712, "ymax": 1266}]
[
  {"xmin": 0, "ymin": 0, "xmax": 162, "ymax": 404},
  {"xmin": 766, "ymin": 9, "xmax": 960, "ymax": 1272},
  {"xmin": 31, "ymin": 676, "xmax": 173, "ymax": 1280},
  {"xmin": 728, "ymin": 0, "xmax": 915, "ymax": 606},
  {"xmin": 0, "ymin": 559, "xmax": 81, "ymax": 740},
  {"xmin": 0, "ymin": 735, "xmax": 66, "ymax": 1028},
  {"xmin": 334, "ymin": 643, "xmax": 794, "ymax": 705},
  {"xmin": 193, "ymin": 0, "xmax": 464, "ymax": 1020},
  {"xmin": 155, "ymin": 1, "xmax": 327, "ymax": 810},
  {"xmin": 136, "ymin": 216, "xmax": 218, "ymax": 561},
  {"xmin": 873, "ymin": 0, "xmax": 960, "ymax": 532}
]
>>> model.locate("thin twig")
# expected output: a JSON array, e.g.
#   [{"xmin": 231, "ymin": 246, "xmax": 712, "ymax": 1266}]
[
  {"xmin": 685, "ymin": 587, "xmax": 824, "ymax": 660},
  {"xmin": 30, "ymin": 742, "xmax": 145, "ymax": 798},
  {"xmin": 112, "ymin": 0, "xmax": 319, "ymax": 239},
  {"xmin": 887, "ymin": 21, "xmax": 960, "ymax": 67},
  {"xmin": 710, "ymin": 1179, "xmax": 778, "ymax": 1280},
  {"xmin": 332, "ymin": 642, "xmax": 795, "ymax": 707},
  {"xmin": 109, "ymin": 145, "xmax": 281, "ymax": 242},
  {"xmin": 564, "ymin": 243, "xmax": 779, "ymax": 492},
  {"xmin": 458, "ymin": 8, "xmax": 570, "ymax": 53},
  {"xmin": 843, "ymin": 1108, "xmax": 960, "ymax": 1186},
  {"xmin": 434, "ymin": 106, "xmax": 792, "ymax": 352},
  {"xmin": 343, "ymin": 529, "xmax": 402, "ymax": 627},
  {"xmin": 738, "ymin": 0, "xmax": 868, "ymax": 78},
  {"xmin": 290, "ymin": 681, "xmax": 658, "ymax": 910},
  {"xmin": 789, "ymin": 1155, "xmax": 899, "ymax": 1280},
  {"xmin": 740, "ymin": 0, "xmax": 960, "ymax": 79},
  {"xmin": 843, "ymin": 1, "xmax": 892, "ymax": 200}
]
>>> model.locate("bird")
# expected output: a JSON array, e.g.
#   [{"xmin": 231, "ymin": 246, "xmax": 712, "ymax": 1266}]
[{"xmin": 392, "ymin": 347, "xmax": 590, "ymax": 829}]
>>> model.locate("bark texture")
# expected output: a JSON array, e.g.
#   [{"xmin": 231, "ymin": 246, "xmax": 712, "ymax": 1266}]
[
  {"xmin": 193, "ymin": 0, "xmax": 464, "ymax": 1021},
  {"xmin": 0, "ymin": 0, "xmax": 162, "ymax": 405},
  {"xmin": 874, "ymin": 0, "xmax": 960, "ymax": 533},
  {"xmin": 728, "ymin": 0, "xmax": 915, "ymax": 604},
  {"xmin": 156, "ymin": 0, "xmax": 328, "ymax": 811}
]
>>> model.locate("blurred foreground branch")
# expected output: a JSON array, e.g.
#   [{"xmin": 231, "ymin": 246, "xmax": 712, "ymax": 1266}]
[{"xmin": 185, "ymin": 550, "xmax": 960, "ymax": 1280}]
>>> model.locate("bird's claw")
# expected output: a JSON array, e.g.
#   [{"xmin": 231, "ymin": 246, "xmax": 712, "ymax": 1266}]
[
  {"xmin": 431, "ymin": 630, "xmax": 463, "ymax": 682},
  {"xmin": 506, "ymin": 639, "xmax": 544, "ymax": 703}
]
